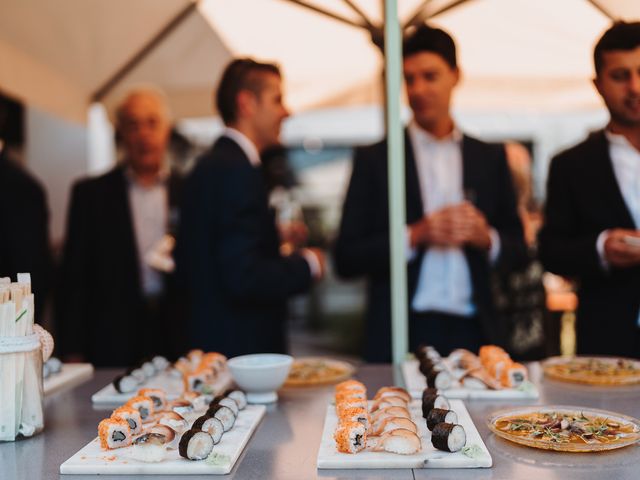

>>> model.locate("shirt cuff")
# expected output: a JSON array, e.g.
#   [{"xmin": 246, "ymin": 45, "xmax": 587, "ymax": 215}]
[
  {"xmin": 406, "ymin": 226, "xmax": 418, "ymax": 262},
  {"xmin": 300, "ymin": 249, "xmax": 321, "ymax": 279},
  {"xmin": 596, "ymin": 230, "xmax": 610, "ymax": 270},
  {"xmin": 488, "ymin": 228, "xmax": 501, "ymax": 265}
]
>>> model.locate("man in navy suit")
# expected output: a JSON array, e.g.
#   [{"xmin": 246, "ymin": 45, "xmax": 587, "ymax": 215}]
[
  {"xmin": 539, "ymin": 22, "xmax": 640, "ymax": 358},
  {"xmin": 177, "ymin": 59, "xmax": 324, "ymax": 357},
  {"xmin": 334, "ymin": 25, "xmax": 525, "ymax": 362}
]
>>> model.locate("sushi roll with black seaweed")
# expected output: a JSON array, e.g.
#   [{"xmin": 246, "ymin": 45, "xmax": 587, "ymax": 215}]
[
  {"xmin": 426, "ymin": 408, "xmax": 458, "ymax": 431},
  {"xmin": 192, "ymin": 414, "xmax": 224, "ymax": 444},
  {"xmin": 113, "ymin": 373, "xmax": 138, "ymax": 393},
  {"xmin": 425, "ymin": 369, "xmax": 453, "ymax": 390},
  {"xmin": 179, "ymin": 429, "xmax": 214, "ymax": 460},
  {"xmin": 207, "ymin": 404, "xmax": 236, "ymax": 432},
  {"xmin": 421, "ymin": 388, "xmax": 450, "ymax": 418},
  {"xmin": 211, "ymin": 395, "xmax": 239, "ymax": 416},
  {"xmin": 431, "ymin": 422, "xmax": 466, "ymax": 452}
]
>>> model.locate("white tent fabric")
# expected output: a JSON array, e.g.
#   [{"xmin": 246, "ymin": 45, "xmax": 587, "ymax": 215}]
[{"xmin": 0, "ymin": 0, "xmax": 639, "ymax": 124}]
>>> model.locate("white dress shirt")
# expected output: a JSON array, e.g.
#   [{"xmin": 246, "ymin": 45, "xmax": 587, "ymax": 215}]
[
  {"xmin": 596, "ymin": 130, "xmax": 640, "ymax": 326},
  {"xmin": 127, "ymin": 165, "xmax": 169, "ymax": 298},
  {"xmin": 408, "ymin": 122, "xmax": 500, "ymax": 316}
]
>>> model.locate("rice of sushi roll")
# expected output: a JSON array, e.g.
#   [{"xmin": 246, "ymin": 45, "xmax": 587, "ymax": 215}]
[
  {"xmin": 421, "ymin": 389, "xmax": 450, "ymax": 418},
  {"xmin": 179, "ymin": 429, "xmax": 214, "ymax": 461},
  {"xmin": 338, "ymin": 407, "xmax": 370, "ymax": 430},
  {"xmin": 425, "ymin": 369, "xmax": 453, "ymax": 390},
  {"xmin": 111, "ymin": 406, "xmax": 143, "ymax": 435},
  {"xmin": 224, "ymin": 389, "xmax": 247, "ymax": 410},
  {"xmin": 98, "ymin": 418, "xmax": 132, "ymax": 450},
  {"xmin": 211, "ymin": 395, "xmax": 239, "ymax": 416},
  {"xmin": 182, "ymin": 391, "xmax": 208, "ymax": 412},
  {"xmin": 138, "ymin": 388, "xmax": 167, "ymax": 411},
  {"xmin": 415, "ymin": 345, "xmax": 441, "ymax": 362},
  {"xmin": 336, "ymin": 399, "xmax": 368, "ymax": 417},
  {"xmin": 127, "ymin": 366, "xmax": 147, "ymax": 383},
  {"xmin": 372, "ymin": 428, "xmax": 421, "ymax": 455},
  {"xmin": 157, "ymin": 411, "xmax": 189, "ymax": 434},
  {"xmin": 207, "ymin": 404, "xmax": 236, "ymax": 432},
  {"xmin": 126, "ymin": 395, "xmax": 154, "ymax": 422},
  {"xmin": 131, "ymin": 432, "xmax": 167, "ymax": 462},
  {"xmin": 426, "ymin": 408, "xmax": 458, "ymax": 431},
  {"xmin": 334, "ymin": 421, "xmax": 367, "ymax": 454},
  {"xmin": 170, "ymin": 399, "xmax": 194, "ymax": 416},
  {"xmin": 140, "ymin": 359, "xmax": 157, "ymax": 378},
  {"xmin": 431, "ymin": 422, "xmax": 466, "ymax": 452},
  {"xmin": 113, "ymin": 373, "xmax": 138, "ymax": 394},
  {"xmin": 192, "ymin": 414, "xmax": 224, "ymax": 444},
  {"xmin": 151, "ymin": 355, "xmax": 170, "ymax": 372},
  {"xmin": 149, "ymin": 424, "xmax": 180, "ymax": 450}
]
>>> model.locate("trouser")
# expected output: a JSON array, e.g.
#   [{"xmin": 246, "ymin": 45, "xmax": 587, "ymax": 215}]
[{"xmin": 410, "ymin": 311, "xmax": 486, "ymax": 356}]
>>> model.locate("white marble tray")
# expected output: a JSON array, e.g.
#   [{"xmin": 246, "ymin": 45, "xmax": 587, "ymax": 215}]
[
  {"xmin": 91, "ymin": 370, "xmax": 233, "ymax": 405},
  {"xmin": 317, "ymin": 399, "xmax": 492, "ymax": 469},
  {"xmin": 60, "ymin": 404, "xmax": 265, "ymax": 475},
  {"xmin": 44, "ymin": 363, "xmax": 94, "ymax": 396},
  {"xmin": 402, "ymin": 360, "xmax": 539, "ymax": 400}
]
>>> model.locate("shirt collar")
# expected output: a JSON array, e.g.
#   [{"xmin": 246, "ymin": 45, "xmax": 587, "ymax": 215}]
[
  {"xmin": 124, "ymin": 159, "xmax": 170, "ymax": 187},
  {"xmin": 605, "ymin": 129, "xmax": 639, "ymax": 152},
  {"xmin": 408, "ymin": 120, "xmax": 463, "ymax": 147},
  {"xmin": 222, "ymin": 127, "xmax": 261, "ymax": 167}
]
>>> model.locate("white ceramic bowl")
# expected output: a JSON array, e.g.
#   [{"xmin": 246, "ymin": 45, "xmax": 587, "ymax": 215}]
[{"xmin": 227, "ymin": 353, "xmax": 293, "ymax": 404}]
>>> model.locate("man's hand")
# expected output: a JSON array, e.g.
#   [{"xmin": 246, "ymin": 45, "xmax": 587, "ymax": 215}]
[
  {"xmin": 409, "ymin": 202, "xmax": 492, "ymax": 250},
  {"xmin": 303, "ymin": 247, "xmax": 326, "ymax": 280},
  {"xmin": 604, "ymin": 229, "xmax": 640, "ymax": 268},
  {"xmin": 279, "ymin": 221, "xmax": 309, "ymax": 255}
]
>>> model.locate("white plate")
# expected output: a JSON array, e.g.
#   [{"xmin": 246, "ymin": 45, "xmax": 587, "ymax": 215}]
[
  {"xmin": 91, "ymin": 370, "xmax": 233, "ymax": 405},
  {"xmin": 402, "ymin": 360, "xmax": 539, "ymax": 400},
  {"xmin": 316, "ymin": 399, "xmax": 492, "ymax": 469},
  {"xmin": 44, "ymin": 363, "xmax": 94, "ymax": 396},
  {"xmin": 60, "ymin": 404, "xmax": 266, "ymax": 475}
]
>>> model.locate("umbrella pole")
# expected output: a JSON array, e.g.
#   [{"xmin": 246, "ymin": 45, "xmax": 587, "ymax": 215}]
[{"xmin": 384, "ymin": 0, "xmax": 408, "ymax": 366}]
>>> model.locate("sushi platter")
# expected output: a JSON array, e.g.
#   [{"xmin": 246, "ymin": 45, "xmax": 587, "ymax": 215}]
[
  {"xmin": 542, "ymin": 356, "xmax": 640, "ymax": 386},
  {"xmin": 44, "ymin": 362, "xmax": 94, "ymax": 396},
  {"xmin": 61, "ymin": 388, "xmax": 265, "ymax": 475},
  {"xmin": 316, "ymin": 381, "xmax": 492, "ymax": 469},
  {"xmin": 402, "ymin": 345, "xmax": 539, "ymax": 399}
]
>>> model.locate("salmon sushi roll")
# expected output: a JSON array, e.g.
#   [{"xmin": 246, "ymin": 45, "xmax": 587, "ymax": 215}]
[
  {"xmin": 98, "ymin": 418, "xmax": 132, "ymax": 450},
  {"xmin": 334, "ymin": 421, "xmax": 367, "ymax": 453}
]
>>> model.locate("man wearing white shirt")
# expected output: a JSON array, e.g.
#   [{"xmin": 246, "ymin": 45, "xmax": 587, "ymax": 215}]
[
  {"xmin": 177, "ymin": 58, "xmax": 324, "ymax": 356},
  {"xmin": 335, "ymin": 25, "xmax": 525, "ymax": 361},
  {"xmin": 540, "ymin": 22, "xmax": 640, "ymax": 358}
]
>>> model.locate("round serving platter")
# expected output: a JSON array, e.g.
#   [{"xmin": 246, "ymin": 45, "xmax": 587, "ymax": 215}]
[{"xmin": 542, "ymin": 356, "xmax": 640, "ymax": 386}]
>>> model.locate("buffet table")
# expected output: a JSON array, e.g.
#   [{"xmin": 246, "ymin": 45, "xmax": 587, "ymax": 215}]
[{"xmin": 1, "ymin": 363, "xmax": 638, "ymax": 479}]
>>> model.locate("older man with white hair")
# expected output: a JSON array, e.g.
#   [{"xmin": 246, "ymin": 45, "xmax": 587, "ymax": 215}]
[{"xmin": 56, "ymin": 87, "xmax": 185, "ymax": 367}]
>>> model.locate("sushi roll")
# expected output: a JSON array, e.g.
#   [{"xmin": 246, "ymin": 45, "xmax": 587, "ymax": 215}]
[
  {"xmin": 179, "ymin": 429, "xmax": 214, "ymax": 461},
  {"xmin": 373, "ymin": 429, "xmax": 421, "ymax": 454},
  {"xmin": 500, "ymin": 362, "xmax": 528, "ymax": 388},
  {"xmin": 187, "ymin": 349, "xmax": 205, "ymax": 366},
  {"xmin": 140, "ymin": 359, "xmax": 157, "ymax": 378},
  {"xmin": 126, "ymin": 396, "xmax": 154, "ymax": 422},
  {"xmin": 202, "ymin": 352, "xmax": 227, "ymax": 372},
  {"xmin": 157, "ymin": 411, "xmax": 189, "ymax": 434},
  {"xmin": 334, "ymin": 421, "xmax": 367, "ymax": 454},
  {"xmin": 335, "ymin": 380, "xmax": 366, "ymax": 392},
  {"xmin": 425, "ymin": 369, "xmax": 453, "ymax": 390},
  {"xmin": 207, "ymin": 404, "xmax": 236, "ymax": 432},
  {"xmin": 224, "ymin": 389, "xmax": 247, "ymax": 410},
  {"xmin": 370, "ymin": 395, "xmax": 408, "ymax": 412},
  {"xmin": 149, "ymin": 424, "xmax": 179, "ymax": 450},
  {"xmin": 372, "ymin": 416, "xmax": 418, "ymax": 436},
  {"xmin": 184, "ymin": 367, "xmax": 214, "ymax": 393},
  {"xmin": 461, "ymin": 375, "xmax": 489, "ymax": 390},
  {"xmin": 192, "ymin": 415, "xmax": 224, "ymax": 444},
  {"xmin": 138, "ymin": 388, "xmax": 167, "ymax": 411},
  {"xmin": 415, "ymin": 344, "xmax": 441, "ymax": 362},
  {"xmin": 419, "ymin": 358, "xmax": 444, "ymax": 377},
  {"xmin": 152, "ymin": 355, "xmax": 170, "ymax": 371},
  {"xmin": 98, "ymin": 418, "xmax": 132, "ymax": 450},
  {"xmin": 47, "ymin": 357, "xmax": 63, "ymax": 374},
  {"xmin": 170, "ymin": 399, "xmax": 194, "ymax": 416},
  {"xmin": 182, "ymin": 391, "xmax": 208, "ymax": 412},
  {"xmin": 431, "ymin": 422, "xmax": 466, "ymax": 452},
  {"xmin": 421, "ymin": 389, "xmax": 450, "ymax": 418},
  {"xmin": 338, "ymin": 407, "xmax": 370, "ymax": 430},
  {"xmin": 127, "ymin": 366, "xmax": 147, "ymax": 383},
  {"xmin": 113, "ymin": 373, "xmax": 138, "ymax": 394},
  {"xmin": 131, "ymin": 433, "xmax": 167, "ymax": 462},
  {"xmin": 210, "ymin": 395, "xmax": 239, "ymax": 416},
  {"xmin": 426, "ymin": 408, "xmax": 458, "ymax": 431},
  {"xmin": 336, "ymin": 399, "xmax": 368, "ymax": 417},
  {"xmin": 335, "ymin": 389, "xmax": 366, "ymax": 404},
  {"xmin": 111, "ymin": 406, "xmax": 143, "ymax": 435},
  {"xmin": 373, "ymin": 387, "xmax": 411, "ymax": 403}
]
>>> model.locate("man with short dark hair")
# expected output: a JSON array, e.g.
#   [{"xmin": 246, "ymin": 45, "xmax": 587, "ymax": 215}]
[
  {"xmin": 334, "ymin": 25, "xmax": 525, "ymax": 362},
  {"xmin": 57, "ymin": 88, "xmax": 184, "ymax": 366},
  {"xmin": 539, "ymin": 22, "xmax": 640, "ymax": 358},
  {"xmin": 177, "ymin": 58, "xmax": 324, "ymax": 356}
]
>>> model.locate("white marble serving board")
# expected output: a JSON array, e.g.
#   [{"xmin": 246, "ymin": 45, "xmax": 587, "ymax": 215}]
[
  {"xmin": 60, "ymin": 404, "xmax": 265, "ymax": 475},
  {"xmin": 317, "ymin": 399, "xmax": 492, "ymax": 469},
  {"xmin": 44, "ymin": 363, "xmax": 94, "ymax": 396},
  {"xmin": 402, "ymin": 360, "xmax": 539, "ymax": 400},
  {"xmin": 91, "ymin": 370, "xmax": 233, "ymax": 405}
]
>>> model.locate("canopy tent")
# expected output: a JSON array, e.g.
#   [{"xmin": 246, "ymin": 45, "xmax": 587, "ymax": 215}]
[{"xmin": 1, "ymin": 0, "xmax": 639, "ymax": 125}]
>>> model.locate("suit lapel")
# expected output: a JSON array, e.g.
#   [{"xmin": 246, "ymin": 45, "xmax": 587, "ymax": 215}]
[
  {"xmin": 461, "ymin": 135, "xmax": 480, "ymax": 205},
  {"xmin": 404, "ymin": 129, "xmax": 424, "ymax": 222},
  {"xmin": 589, "ymin": 131, "xmax": 636, "ymax": 228}
]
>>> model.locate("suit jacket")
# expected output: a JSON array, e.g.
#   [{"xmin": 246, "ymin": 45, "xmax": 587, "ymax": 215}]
[
  {"xmin": 176, "ymin": 136, "xmax": 312, "ymax": 357},
  {"xmin": 56, "ymin": 165, "xmax": 183, "ymax": 367},
  {"xmin": 334, "ymin": 131, "xmax": 525, "ymax": 362},
  {"xmin": 539, "ymin": 130, "xmax": 640, "ymax": 357},
  {"xmin": 0, "ymin": 149, "xmax": 52, "ymax": 314}
]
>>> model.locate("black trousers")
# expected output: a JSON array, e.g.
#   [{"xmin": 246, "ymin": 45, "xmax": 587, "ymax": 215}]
[{"xmin": 410, "ymin": 311, "xmax": 486, "ymax": 356}]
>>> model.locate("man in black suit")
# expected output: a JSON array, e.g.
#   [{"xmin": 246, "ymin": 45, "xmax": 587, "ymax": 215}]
[
  {"xmin": 539, "ymin": 22, "xmax": 640, "ymax": 358},
  {"xmin": 57, "ymin": 88, "xmax": 184, "ymax": 367},
  {"xmin": 334, "ymin": 25, "xmax": 524, "ymax": 362},
  {"xmin": 176, "ymin": 59, "xmax": 324, "ymax": 357}
]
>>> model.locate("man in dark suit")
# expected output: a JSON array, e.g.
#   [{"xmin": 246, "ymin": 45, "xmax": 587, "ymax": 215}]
[
  {"xmin": 176, "ymin": 59, "xmax": 324, "ymax": 357},
  {"xmin": 334, "ymin": 25, "xmax": 524, "ymax": 362},
  {"xmin": 539, "ymin": 22, "xmax": 640, "ymax": 358},
  {"xmin": 57, "ymin": 88, "xmax": 184, "ymax": 367}
]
